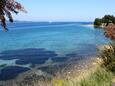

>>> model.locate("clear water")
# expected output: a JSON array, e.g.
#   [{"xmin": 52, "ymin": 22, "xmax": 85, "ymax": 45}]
[
  {"xmin": 0, "ymin": 22, "xmax": 109, "ymax": 54},
  {"xmin": 0, "ymin": 22, "xmax": 110, "ymax": 80}
]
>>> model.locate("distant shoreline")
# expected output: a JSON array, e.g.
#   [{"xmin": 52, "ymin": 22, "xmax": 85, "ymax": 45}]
[{"xmin": 82, "ymin": 24, "xmax": 94, "ymax": 28}]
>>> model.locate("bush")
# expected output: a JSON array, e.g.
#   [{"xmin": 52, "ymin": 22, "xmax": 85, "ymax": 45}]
[{"xmin": 99, "ymin": 43, "xmax": 115, "ymax": 72}]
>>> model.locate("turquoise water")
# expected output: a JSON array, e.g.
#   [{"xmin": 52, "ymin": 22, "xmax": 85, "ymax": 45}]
[
  {"xmin": 0, "ymin": 22, "xmax": 109, "ymax": 81},
  {"xmin": 0, "ymin": 22, "xmax": 109, "ymax": 54}
]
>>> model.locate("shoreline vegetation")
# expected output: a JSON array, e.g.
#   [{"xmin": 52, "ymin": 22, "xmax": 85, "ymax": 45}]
[{"xmin": 94, "ymin": 15, "xmax": 115, "ymax": 40}]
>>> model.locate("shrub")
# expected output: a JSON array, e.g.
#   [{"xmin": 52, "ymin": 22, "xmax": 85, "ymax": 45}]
[{"xmin": 99, "ymin": 43, "xmax": 115, "ymax": 72}]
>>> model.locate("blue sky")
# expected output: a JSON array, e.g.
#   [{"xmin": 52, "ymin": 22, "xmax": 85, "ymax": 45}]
[{"xmin": 14, "ymin": 0, "xmax": 115, "ymax": 21}]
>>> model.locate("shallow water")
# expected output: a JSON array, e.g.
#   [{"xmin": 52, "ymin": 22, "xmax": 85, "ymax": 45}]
[{"xmin": 0, "ymin": 22, "xmax": 109, "ymax": 81}]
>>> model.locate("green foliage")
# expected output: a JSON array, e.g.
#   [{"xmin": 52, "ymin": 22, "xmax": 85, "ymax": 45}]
[
  {"xmin": 94, "ymin": 15, "xmax": 115, "ymax": 26},
  {"xmin": 51, "ymin": 68, "xmax": 112, "ymax": 86},
  {"xmin": 102, "ymin": 15, "xmax": 115, "ymax": 26},
  {"xmin": 80, "ymin": 68, "xmax": 112, "ymax": 86},
  {"xmin": 100, "ymin": 43, "xmax": 115, "ymax": 72},
  {"xmin": 94, "ymin": 18, "xmax": 102, "ymax": 26}
]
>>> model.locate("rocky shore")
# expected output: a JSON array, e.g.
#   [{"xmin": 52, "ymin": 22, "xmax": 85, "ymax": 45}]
[
  {"xmin": 104, "ymin": 23, "xmax": 115, "ymax": 40},
  {"xmin": 0, "ymin": 55, "xmax": 96, "ymax": 86}
]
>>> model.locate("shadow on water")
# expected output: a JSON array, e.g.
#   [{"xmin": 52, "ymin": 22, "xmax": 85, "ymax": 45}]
[
  {"xmin": 0, "ymin": 45, "xmax": 97, "ymax": 81},
  {"xmin": 0, "ymin": 66, "xmax": 30, "ymax": 81},
  {"xmin": 0, "ymin": 48, "xmax": 58, "ymax": 65},
  {"xmin": 0, "ymin": 48, "xmax": 69, "ymax": 81}
]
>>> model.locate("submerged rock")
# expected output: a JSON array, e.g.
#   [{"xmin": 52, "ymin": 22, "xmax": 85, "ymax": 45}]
[{"xmin": 0, "ymin": 66, "xmax": 30, "ymax": 81}]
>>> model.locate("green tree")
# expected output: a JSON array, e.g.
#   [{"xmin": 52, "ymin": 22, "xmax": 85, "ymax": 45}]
[
  {"xmin": 102, "ymin": 15, "xmax": 115, "ymax": 26},
  {"xmin": 94, "ymin": 18, "xmax": 102, "ymax": 26},
  {"xmin": 94, "ymin": 15, "xmax": 115, "ymax": 27}
]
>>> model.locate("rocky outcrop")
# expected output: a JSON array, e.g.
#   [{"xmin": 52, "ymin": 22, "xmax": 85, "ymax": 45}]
[{"xmin": 104, "ymin": 23, "xmax": 115, "ymax": 40}]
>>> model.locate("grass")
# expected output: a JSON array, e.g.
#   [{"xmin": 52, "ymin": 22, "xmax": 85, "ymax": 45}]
[
  {"xmin": 80, "ymin": 68, "xmax": 112, "ymax": 86},
  {"xmin": 51, "ymin": 43, "xmax": 115, "ymax": 86},
  {"xmin": 51, "ymin": 67, "xmax": 112, "ymax": 86}
]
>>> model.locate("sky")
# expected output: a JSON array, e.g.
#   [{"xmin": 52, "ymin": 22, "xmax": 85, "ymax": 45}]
[{"xmin": 13, "ymin": 0, "xmax": 115, "ymax": 22}]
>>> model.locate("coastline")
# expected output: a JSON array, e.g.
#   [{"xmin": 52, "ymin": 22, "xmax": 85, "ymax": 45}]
[
  {"xmin": 0, "ymin": 44, "xmax": 111, "ymax": 86},
  {"xmin": 0, "ymin": 55, "xmax": 98, "ymax": 86},
  {"xmin": 0, "ymin": 22, "xmax": 111, "ymax": 86}
]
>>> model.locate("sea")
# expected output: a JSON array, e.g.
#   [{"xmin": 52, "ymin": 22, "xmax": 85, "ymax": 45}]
[{"xmin": 0, "ymin": 22, "xmax": 110, "ymax": 81}]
